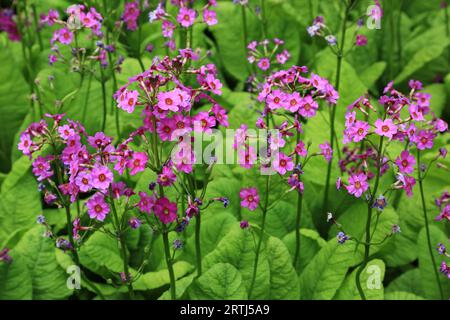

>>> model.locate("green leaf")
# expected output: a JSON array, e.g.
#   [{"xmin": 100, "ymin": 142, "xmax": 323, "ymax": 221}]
[
  {"xmin": 0, "ymin": 256, "xmax": 32, "ymax": 300},
  {"xmin": 158, "ymin": 274, "xmax": 195, "ymax": 300},
  {"xmin": 358, "ymin": 61, "xmax": 387, "ymax": 89},
  {"xmin": 385, "ymin": 268, "xmax": 424, "ymax": 297},
  {"xmin": 133, "ymin": 261, "xmax": 194, "ymax": 291},
  {"xmin": 334, "ymin": 259, "xmax": 385, "ymax": 300},
  {"xmin": 266, "ymin": 237, "xmax": 300, "ymax": 299},
  {"xmin": 14, "ymin": 226, "xmax": 72, "ymax": 299},
  {"xmin": 0, "ymin": 157, "xmax": 42, "ymax": 244},
  {"xmin": 384, "ymin": 291, "xmax": 425, "ymax": 300},
  {"xmin": 299, "ymin": 239, "xmax": 356, "ymax": 300},
  {"xmin": 187, "ymin": 263, "xmax": 247, "ymax": 300},
  {"xmin": 282, "ymin": 228, "xmax": 326, "ymax": 274},
  {"xmin": 0, "ymin": 43, "xmax": 29, "ymax": 173},
  {"xmin": 418, "ymin": 225, "xmax": 450, "ymax": 300},
  {"xmin": 203, "ymin": 225, "xmax": 271, "ymax": 299}
]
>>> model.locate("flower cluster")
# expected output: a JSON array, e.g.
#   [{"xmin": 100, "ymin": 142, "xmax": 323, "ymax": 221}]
[
  {"xmin": 247, "ymin": 38, "xmax": 290, "ymax": 72},
  {"xmin": 339, "ymin": 80, "xmax": 448, "ymax": 201},
  {"xmin": 149, "ymin": 1, "xmax": 218, "ymax": 51},
  {"xmin": 0, "ymin": 9, "xmax": 20, "ymax": 41},
  {"xmin": 122, "ymin": 1, "xmax": 141, "ymax": 31},
  {"xmin": 435, "ymin": 191, "xmax": 450, "ymax": 222}
]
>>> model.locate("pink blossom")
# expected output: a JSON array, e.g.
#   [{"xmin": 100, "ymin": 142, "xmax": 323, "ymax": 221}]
[
  {"xmin": 346, "ymin": 173, "xmax": 369, "ymax": 198},
  {"xmin": 127, "ymin": 152, "xmax": 147, "ymax": 175},
  {"xmin": 257, "ymin": 58, "xmax": 270, "ymax": 71},
  {"xmin": 18, "ymin": 134, "xmax": 33, "ymax": 156},
  {"xmin": 138, "ymin": 192, "xmax": 156, "ymax": 214},
  {"xmin": 91, "ymin": 165, "xmax": 113, "ymax": 190},
  {"xmin": 86, "ymin": 193, "xmax": 110, "ymax": 221},
  {"xmin": 58, "ymin": 124, "xmax": 76, "ymax": 140},
  {"xmin": 435, "ymin": 204, "xmax": 450, "ymax": 222},
  {"xmin": 203, "ymin": 9, "xmax": 217, "ymax": 26},
  {"xmin": 374, "ymin": 118, "xmax": 397, "ymax": 140},
  {"xmin": 267, "ymin": 90, "xmax": 285, "ymax": 110},
  {"xmin": 193, "ymin": 111, "xmax": 216, "ymax": 133},
  {"xmin": 75, "ymin": 171, "xmax": 93, "ymax": 193},
  {"xmin": 350, "ymin": 120, "xmax": 370, "ymax": 142},
  {"xmin": 157, "ymin": 90, "xmax": 181, "ymax": 112},
  {"xmin": 414, "ymin": 130, "xmax": 435, "ymax": 150},
  {"xmin": 319, "ymin": 142, "xmax": 333, "ymax": 162},
  {"xmin": 395, "ymin": 150, "xmax": 416, "ymax": 174},
  {"xmin": 298, "ymin": 95, "xmax": 318, "ymax": 118},
  {"xmin": 409, "ymin": 104, "xmax": 424, "ymax": 121},
  {"xmin": 273, "ymin": 152, "xmax": 294, "ymax": 175},
  {"xmin": 154, "ymin": 197, "xmax": 178, "ymax": 224},
  {"xmin": 355, "ymin": 34, "xmax": 367, "ymax": 46},
  {"xmin": 118, "ymin": 90, "xmax": 139, "ymax": 113},
  {"xmin": 397, "ymin": 174, "xmax": 416, "ymax": 197},
  {"xmin": 32, "ymin": 156, "xmax": 54, "ymax": 181},
  {"xmin": 58, "ymin": 28, "xmax": 73, "ymax": 45},
  {"xmin": 212, "ymin": 104, "xmax": 229, "ymax": 127},
  {"xmin": 177, "ymin": 7, "xmax": 196, "ymax": 28},
  {"xmin": 205, "ymin": 74, "xmax": 222, "ymax": 95},
  {"xmin": 237, "ymin": 147, "xmax": 257, "ymax": 169},
  {"xmin": 157, "ymin": 166, "xmax": 177, "ymax": 187},
  {"xmin": 295, "ymin": 140, "xmax": 308, "ymax": 157},
  {"xmin": 157, "ymin": 117, "xmax": 176, "ymax": 141},
  {"xmin": 285, "ymin": 92, "xmax": 302, "ymax": 112},
  {"xmin": 239, "ymin": 187, "xmax": 260, "ymax": 211},
  {"xmin": 162, "ymin": 20, "xmax": 175, "ymax": 38}
]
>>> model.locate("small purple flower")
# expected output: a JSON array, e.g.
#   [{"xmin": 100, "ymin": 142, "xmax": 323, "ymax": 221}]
[
  {"xmin": 173, "ymin": 239, "xmax": 183, "ymax": 250},
  {"xmin": 240, "ymin": 220, "xmax": 250, "ymax": 229},
  {"xmin": 391, "ymin": 224, "xmax": 401, "ymax": 234},
  {"xmin": 436, "ymin": 243, "xmax": 447, "ymax": 255},
  {"xmin": 372, "ymin": 194, "xmax": 387, "ymax": 211},
  {"xmin": 337, "ymin": 232, "xmax": 349, "ymax": 244},
  {"xmin": 128, "ymin": 217, "xmax": 141, "ymax": 229},
  {"xmin": 0, "ymin": 248, "xmax": 12, "ymax": 263}
]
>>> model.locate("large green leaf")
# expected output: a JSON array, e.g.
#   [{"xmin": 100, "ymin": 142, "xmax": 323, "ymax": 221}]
[
  {"xmin": 299, "ymin": 239, "xmax": 356, "ymax": 300},
  {"xmin": 203, "ymin": 225, "xmax": 271, "ymax": 299},
  {"xmin": 266, "ymin": 237, "xmax": 300, "ymax": 299},
  {"xmin": 0, "ymin": 42, "xmax": 29, "ymax": 173},
  {"xmin": 0, "ymin": 157, "xmax": 42, "ymax": 244},
  {"xmin": 384, "ymin": 291, "xmax": 425, "ymax": 300},
  {"xmin": 418, "ymin": 225, "xmax": 450, "ymax": 300},
  {"xmin": 187, "ymin": 263, "xmax": 247, "ymax": 300},
  {"xmin": 14, "ymin": 226, "xmax": 72, "ymax": 299},
  {"xmin": 0, "ymin": 256, "xmax": 32, "ymax": 300},
  {"xmin": 334, "ymin": 259, "xmax": 385, "ymax": 300},
  {"xmin": 386, "ymin": 268, "xmax": 424, "ymax": 297},
  {"xmin": 133, "ymin": 261, "xmax": 194, "ymax": 291}
]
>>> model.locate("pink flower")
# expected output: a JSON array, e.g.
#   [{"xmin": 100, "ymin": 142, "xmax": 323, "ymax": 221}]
[
  {"xmin": 267, "ymin": 89, "xmax": 285, "ymax": 110},
  {"xmin": 137, "ymin": 191, "xmax": 156, "ymax": 214},
  {"xmin": 435, "ymin": 204, "xmax": 450, "ymax": 222},
  {"xmin": 374, "ymin": 118, "xmax": 397, "ymax": 140},
  {"xmin": 346, "ymin": 173, "xmax": 369, "ymax": 198},
  {"xmin": 355, "ymin": 34, "xmax": 367, "ymax": 46},
  {"xmin": 18, "ymin": 133, "xmax": 33, "ymax": 156},
  {"xmin": 397, "ymin": 174, "xmax": 416, "ymax": 197},
  {"xmin": 285, "ymin": 92, "xmax": 302, "ymax": 112},
  {"xmin": 127, "ymin": 152, "xmax": 147, "ymax": 175},
  {"xmin": 162, "ymin": 20, "xmax": 175, "ymax": 38},
  {"xmin": 86, "ymin": 193, "xmax": 110, "ymax": 221},
  {"xmin": 205, "ymin": 74, "xmax": 222, "ymax": 95},
  {"xmin": 58, "ymin": 27, "xmax": 73, "ymax": 45},
  {"xmin": 87, "ymin": 132, "xmax": 112, "ymax": 149},
  {"xmin": 395, "ymin": 150, "xmax": 416, "ymax": 174},
  {"xmin": 414, "ymin": 130, "xmax": 435, "ymax": 150},
  {"xmin": 211, "ymin": 104, "xmax": 229, "ymax": 127},
  {"xmin": 32, "ymin": 156, "xmax": 54, "ymax": 181},
  {"xmin": 157, "ymin": 117, "xmax": 176, "ymax": 141},
  {"xmin": 118, "ymin": 90, "xmax": 139, "ymax": 113},
  {"xmin": 273, "ymin": 152, "xmax": 294, "ymax": 175},
  {"xmin": 298, "ymin": 95, "xmax": 318, "ymax": 118},
  {"xmin": 319, "ymin": 142, "xmax": 333, "ymax": 162},
  {"xmin": 237, "ymin": 147, "xmax": 257, "ymax": 169},
  {"xmin": 203, "ymin": 9, "xmax": 217, "ymax": 26},
  {"xmin": 239, "ymin": 188, "xmax": 260, "ymax": 211},
  {"xmin": 157, "ymin": 166, "xmax": 177, "ymax": 187},
  {"xmin": 177, "ymin": 7, "xmax": 196, "ymax": 28},
  {"xmin": 171, "ymin": 114, "xmax": 192, "ymax": 138},
  {"xmin": 350, "ymin": 120, "xmax": 370, "ymax": 142},
  {"xmin": 91, "ymin": 165, "xmax": 113, "ymax": 190},
  {"xmin": 75, "ymin": 171, "xmax": 93, "ymax": 193},
  {"xmin": 295, "ymin": 140, "xmax": 308, "ymax": 157},
  {"xmin": 157, "ymin": 90, "xmax": 181, "ymax": 112},
  {"xmin": 58, "ymin": 124, "xmax": 76, "ymax": 140},
  {"xmin": 434, "ymin": 119, "xmax": 448, "ymax": 133},
  {"xmin": 154, "ymin": 197, "xmax": 178, "ymax": 224},
  {"xmin": 193, "ymin": 111, "xmax": 216, "ymax": 133},
  {"xmin": 257, "ymin": 58, "xmax": 270, "ymax": 71},
  {"xmin": 173, "ymin": 144, "xmax": 195, "ymax": 173},
  {"xmin": 409, "ymin": 104, "xmax": 424, "ymax": 121}
]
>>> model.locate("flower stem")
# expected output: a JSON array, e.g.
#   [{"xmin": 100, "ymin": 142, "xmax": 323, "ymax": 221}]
[
  {"xmin": 162, "ymin": 229, "xmax": 177, "ymax": 299},
  {"xmin": 108, "ymin": 189, "xmax": 134, "ymax": 299},
  {"xmin": 322, "ymin": 1, "xmax": 351, "ymax": 218},
  {"xmin": 248, "ymin": 175, "xmax": 270, "ymax": 299},
  {"xmin": 416, "ymin": 150, "xmax": 444, "ymax": 300},
  {"xmin": 195, "ymin": 212, "xmax": 202, "ymax": 277},
  {"xmin": 100, "ymin": 68, "xmax": 107, "ymax": 132},
  {"xmin": 293, "ymin": 131, "xmax": 302, "ymax": 268},
  {"xmin": 355, "ymin": 135, "xmax": 384, "ymax": 300},
  {"xmin": 241, "ymin": 5, "xmax": 251, "ymax": 75}
]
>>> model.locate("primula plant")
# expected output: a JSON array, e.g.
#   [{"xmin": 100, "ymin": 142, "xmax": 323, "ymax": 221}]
[{"xmin": 0, "ymin": 0, "xmax": 449, "ymax": 304}]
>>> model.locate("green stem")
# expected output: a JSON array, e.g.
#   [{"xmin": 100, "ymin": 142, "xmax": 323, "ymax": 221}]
[
  {"xmin": 322, "ymin": 1, "xmax": 351, "ymax": 217},
  {"xmin": 248, "ymin": 175, "xmax": 270, "ymax": 299},
  {"xmin": 81, "ymin": 72, "xmax": 93, "ymax": 125},
  {"xmin": 293, "ymin": 131, "xmax": 303, "ymax": 268},
  {"xmin": 241, "ymin": 5, "xmax": 251, "ymax": 76},
  {"xmin": 417, "ymin": 150, "xmax": 444, "ymax": 300},
  {"xmin": 109, "ymin": 188, "xmax": 134, "ymax": 299},
  {"xmin": 195, "ymin": 212, "xmax": 202, "ymax": 277},
  {"xmin": 162, "ymin": 230, "xmax": 176, "ymax": 299},
  {"xmin": 100, "ymin": 68, "xmax": 107, "ymax": 132},
  {"xmin": 31, "ymin": 4, "xmax": 43, "ymax": 51},
  {"xmin": 136, "ymin": 0, "xmax": 145, "ymax": 72},
  {"xmin": 355, "ymin": 135, "xmax": 384, "ymax": 300},
  {"xmin": 260, "ymin": 0, "xmax": 267, "ymax": 38},
  {"xmin": 445, "ymin": 1, "xmax": 450, "ymax": 63}
]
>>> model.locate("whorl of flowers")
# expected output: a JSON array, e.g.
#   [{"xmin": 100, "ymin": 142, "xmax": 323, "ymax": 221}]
[
  {"xmin": 339, "ymin": 80, "xmax": 448, "ymax": 200},
  {"xmin": 149, "ymin": 1, "xmax": 218, "ymax": 52},
  {"xmin": 247, "ymin": 38, "xmax": 290, "ymax": 72}
]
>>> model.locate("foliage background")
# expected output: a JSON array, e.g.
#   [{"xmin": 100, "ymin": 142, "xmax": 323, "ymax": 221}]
[{"xmin": 0, "ymin": 0, "xmax": 449, "ymax": 300}]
